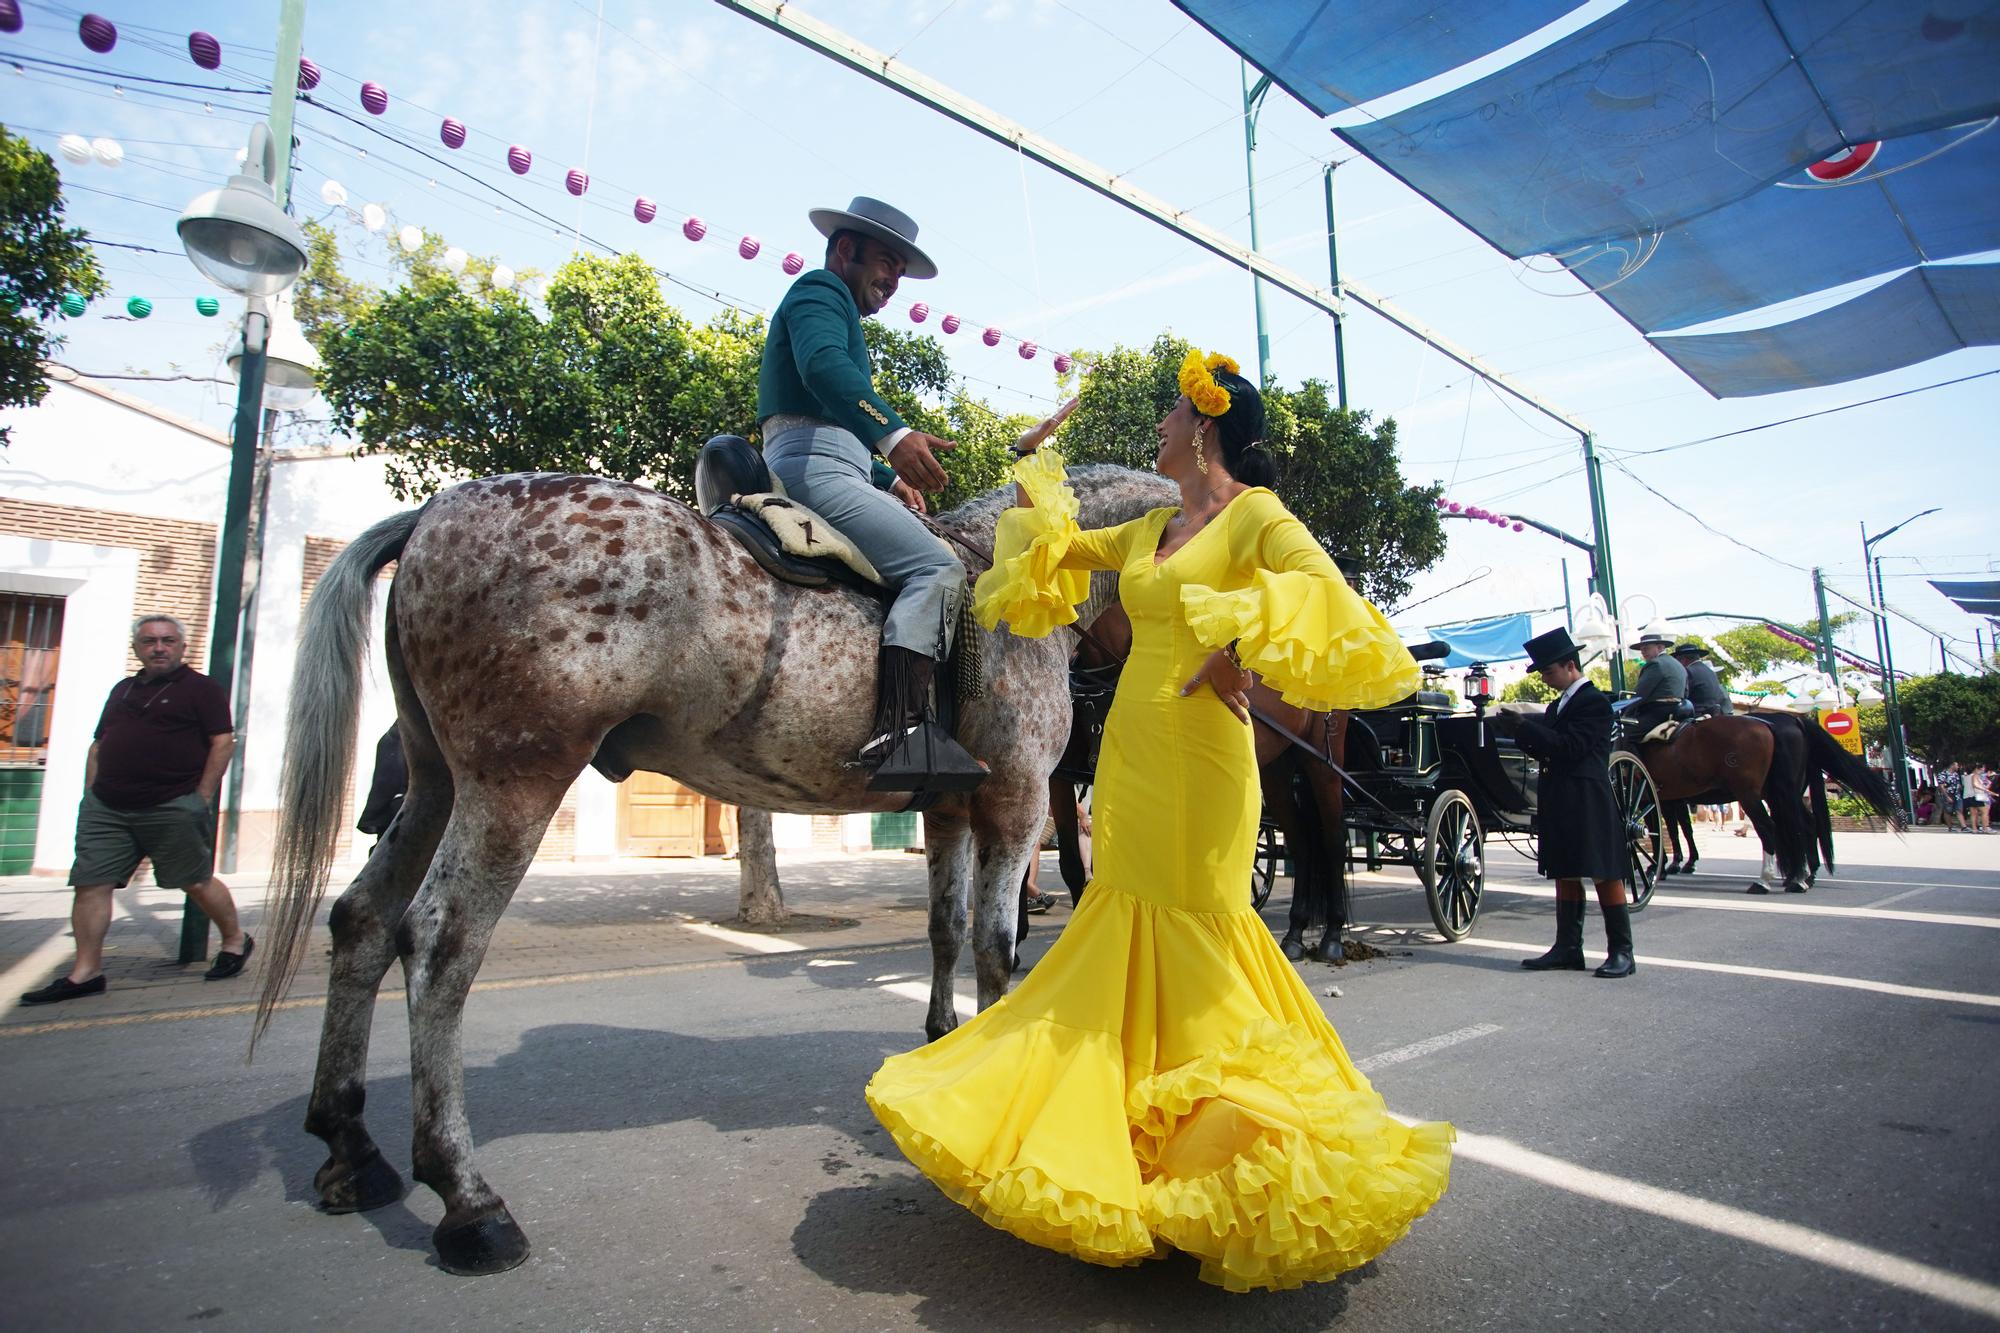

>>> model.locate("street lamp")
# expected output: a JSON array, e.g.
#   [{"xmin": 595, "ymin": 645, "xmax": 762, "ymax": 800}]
[
  {"xmin": 173, "ymin": 119, "xmax": 309, "ymax": 962},
  {"xmin": 227, "ymin": 292, "xmax": 319, "ymax": 410},
  {"xmin": 1862, "ymin": 507, "xmax": 1939, "ymax": 820}
]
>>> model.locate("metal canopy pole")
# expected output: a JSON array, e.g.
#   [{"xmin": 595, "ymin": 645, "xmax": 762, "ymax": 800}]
[
  {"xmin": 1323, "ymin": 163, "xmax": 1349, "ymax": 409},
  {"xmin": 1812, "ymin": 567, "xmax": 1838, "ymax": 677},
  {"xmin": 1241, "ymin": 64, "xmax": 1274, "ymax": 386}
]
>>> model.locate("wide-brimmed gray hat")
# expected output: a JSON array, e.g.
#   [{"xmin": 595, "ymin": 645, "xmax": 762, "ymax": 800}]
[
  {"xmin": 1628, "ymin": 630, "xmax": 1674, "ymax": 651},
  {"xmin": 809, "ymin": 196, "xmax": 937, "ymax": 280},
  {"xmin": 1670, "ymin": 642, "xmax": 1710, "ymax": 659}
]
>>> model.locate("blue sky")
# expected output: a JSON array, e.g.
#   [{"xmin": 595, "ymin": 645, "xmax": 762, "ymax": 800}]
[{"xmin": 8, "ymin": 0, "xmax": 1997, "ymax": 679}]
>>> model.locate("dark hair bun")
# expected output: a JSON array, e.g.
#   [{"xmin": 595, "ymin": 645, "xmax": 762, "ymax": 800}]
[{"xmin": 1207, "ymin": 370, "xmax": 1275, "ymax": 487}]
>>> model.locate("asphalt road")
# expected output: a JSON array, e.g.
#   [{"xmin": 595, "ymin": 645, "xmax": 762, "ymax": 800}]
[{"xmin": 1, "ymin": 832, "xmax": 1995, "ymax": 1331}]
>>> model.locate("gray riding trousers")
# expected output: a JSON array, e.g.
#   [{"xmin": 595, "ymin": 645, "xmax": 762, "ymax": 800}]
[{"xmin": 761, "ymin": 422, "xmax": 964, "ymax": 659}]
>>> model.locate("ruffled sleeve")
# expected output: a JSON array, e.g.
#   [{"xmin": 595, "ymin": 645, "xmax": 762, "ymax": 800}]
[
  {"xmin": 972, "ymin": 449, "xmax": 1136, "ymax": 639},
  {"xmin": 1180, "ymin": 491, "xmax": 1421, "ymax": 712}
]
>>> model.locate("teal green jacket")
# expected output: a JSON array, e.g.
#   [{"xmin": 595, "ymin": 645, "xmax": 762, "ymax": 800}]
[{"xmin": 758, "ymin": 269, "xmax": 909, "ymax": 481}]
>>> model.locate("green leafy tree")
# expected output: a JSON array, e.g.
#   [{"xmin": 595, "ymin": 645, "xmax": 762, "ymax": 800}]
[
  {"xmin": 0, "ymin": 128, "xmax": 107, "ymax": 445},
  {"xmin": 1500, "ymin": 674, "xmax": 1554, "ymax": 704},
  {"xmin": 1898, "ymin": 672, "xmax": 2000, "ymax": 766},
  {"xmin": 1710, "ymin": 615, "xmax": 1856, "ymax": 680},
  {"xmin": 1056, "ymin": 333, "xmax": 1446, "ymax": 606}
]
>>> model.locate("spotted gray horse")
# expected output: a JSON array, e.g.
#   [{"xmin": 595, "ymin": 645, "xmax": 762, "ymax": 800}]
[{"xmin": 256, "ymin": 464, "xmax": 1173, "ymax": 1276}]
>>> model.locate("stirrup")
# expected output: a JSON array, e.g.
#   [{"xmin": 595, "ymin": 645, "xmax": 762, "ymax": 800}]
[{"xmin": 865, "ymin": 720, "xmax": 989, "ymax": 793}]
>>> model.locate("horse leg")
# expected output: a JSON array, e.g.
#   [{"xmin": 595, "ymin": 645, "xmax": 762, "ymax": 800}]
[
  {"xmin": 921, "ymin": 809, "xmax": 973, "ymax": 1042},
  {"xmin": 1306, "ymin": 759, "xmax": 1351, "ymax": 962},
  {"xmin": 305, "ymin": 704, "xmax": 452, "ymax": 1214},
  {"xmin": 1050, "ymin": 777, "xmax": 1087, "ymax": 904},
  {"xmin": 402, "ymin": 774, "xmax": 567, "ymax": 1276},
  {"xmin": 970, "ymin": 780, "xmax": 1043, "ymax": 1013},
  {"xmin": 1264, "ymin": 763, "xmax": 1314, "ymax": 960},
  {"xmin": 1741, "ymin": 798, "xmax": 1781, "ymax": 894},
  {"xmin": 1661, "ymin": 801, "xmax": 1684, "ymax": 875}
]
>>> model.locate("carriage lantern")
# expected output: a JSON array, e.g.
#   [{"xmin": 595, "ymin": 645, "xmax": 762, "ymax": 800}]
[{"xmin": 1466, "ymin": 661, "xmax": 1492, "ymax": 742}]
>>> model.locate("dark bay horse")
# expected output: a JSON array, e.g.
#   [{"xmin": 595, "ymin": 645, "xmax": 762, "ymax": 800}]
[
  {"xmin": 1052, "ymin": 603, "xmax": 1354, "ymax": 961},
  {"xmin": 258, "ymin": 465, "xmax": 1173, "ymax": 1275}
]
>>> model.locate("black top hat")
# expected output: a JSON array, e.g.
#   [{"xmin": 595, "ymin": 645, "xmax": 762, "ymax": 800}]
[
  {"xmin": 1670, "ymin": 642, "xmax": 1710, "ymax": 659},
  {"xmin": 1523, "ymin": 626, "xmax": 1584, "ymax": 673},
  {"xmin": 809, "ymin": 197, "xmax": 937, "ymax": 280}
]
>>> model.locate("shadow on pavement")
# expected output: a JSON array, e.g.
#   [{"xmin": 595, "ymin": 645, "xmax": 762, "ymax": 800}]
[{"xmin": 790, "ymin": 1181, "xmax": 1363, "ymax": 1331}]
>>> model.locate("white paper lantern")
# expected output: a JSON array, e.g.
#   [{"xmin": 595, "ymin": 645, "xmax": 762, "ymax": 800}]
[
  {"xmin": 443, "ymin": 246, "xmax": 468, "ymax": 274},
  {"xmin": 58, "ymin": 134, "xmax": 92, "ymax": 164},
  {"xmin": 319, "ymin": 178, "xmax": 349, "ymax": 207},
  {"xmin": 489, "ymin": 264, "xmax": 515, "ymax": 291},
  {"xmin": 398, "ymin": 224, "xmax": 423, "ymax": 253},
  {"xmin": 90, "ymin": 137, "xmax": 123, "ymax": 167},
  {"xmin": 361, "ymin": 202, "xmax": 387, "ymax": 232}
]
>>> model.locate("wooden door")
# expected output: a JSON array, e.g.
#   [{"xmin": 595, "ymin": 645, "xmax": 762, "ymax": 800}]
[{"xmin": 619, "ymin": 771, "xmax": 705, "ymax": 857}]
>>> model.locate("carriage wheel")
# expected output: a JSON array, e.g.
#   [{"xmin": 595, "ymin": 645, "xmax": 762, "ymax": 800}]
[
  {"xmin": 1419, "ymin": 790, "xmax": 1484, "ymax": 941},
  {"xmin": 1251, "ymin": 820, "xmax": 1280, "ymax": 911},
  {"xmin": 1609, "ymin": 751, "xmax": 1663, "ymax": 910}
]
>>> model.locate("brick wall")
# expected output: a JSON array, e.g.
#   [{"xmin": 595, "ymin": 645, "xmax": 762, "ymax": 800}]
[
  {"xmin": 0, "ymin": 498, "xmax": 216, "ymax": 670},
  {"xmin": 299, "ymin": 533, "xmax": 393, "ymax": 613}
]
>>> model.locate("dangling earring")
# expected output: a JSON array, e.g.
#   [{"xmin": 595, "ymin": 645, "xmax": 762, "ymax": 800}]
[{"xmin": 1193, "ymin": 426, "xmax": 1209, "ymax": 476}]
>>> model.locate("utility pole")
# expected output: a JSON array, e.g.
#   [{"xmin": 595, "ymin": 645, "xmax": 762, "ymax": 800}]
[
  {"xmin": 1811, "ymin": 567, "xmax": 1838, "ymax": 677},
  {"xmin": 1581, "ymin": 433, "xmax": 1625, "ymax": 692},
  {"xmin": 1323, "ymin": 163, "xmax": 1348, "ymax": 409},
  {"xmin": 1241, "ymin": 62, "xmax": 1274, "ymax": 387}
]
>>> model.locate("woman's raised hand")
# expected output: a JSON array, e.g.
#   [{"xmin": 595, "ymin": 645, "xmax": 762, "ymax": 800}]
[
  {"xmin": 1011, "ymin": 396, "xmax": 1080, "ymax": 456},
  {"xmin": 1181, "ymin": 648, "xmax": 1255, "ymax": 724}
]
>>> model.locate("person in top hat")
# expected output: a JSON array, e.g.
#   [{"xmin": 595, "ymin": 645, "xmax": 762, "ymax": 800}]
[
  {"xmin": 1671, "ymin": 642, "xmax": 1731, "ymax": 717},
  {"xmin": 1511, "ymin": 626, "xmax": 1636, "ymax": 978},
  {"xmin": 1618, "ymin": 629, "xmax": 1686, "ymax": 739},
  {"xmin": 756, "ymin": 197, "xmax": 991, "ymax": 787}
]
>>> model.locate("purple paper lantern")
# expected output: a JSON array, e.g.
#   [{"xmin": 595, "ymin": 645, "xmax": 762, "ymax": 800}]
[
  {"xmin": 633, "ymin": 197, "xmax": 657, "ymax": 224},
  {"xmin": 440, "ymin": 118, "xmax": 467, "ymax": 149},
  {"xmin": 1512, "ymin": 522, "xmax": 1525, "ymax": 532},
  {"xmin": 0, "ymin": 1, "xmax": 22, "ymax": 35},
  {"xmin": 79, "ymin": 13, "xmax": 116, "ymax": 52},
  {"xmin": 565, "ymin": 168, "xmax": 589, "ymax": 197},
  {"xmin": 1018, "ymin": 341, "xmax": 1037, "ymax": 360},
  {"xmin": 940, "ymin": 313, "xmax": 960, "ymax": 334},
  {"xmin": 737, "ymin": 235, "xmax": 760, "ymax": 260},
  {"xmin": 1466, "ymin": 506, "xmax": 1486, "ymax": 520},
  {"xmin": 1053, "ymin": 353, "xmax": 1072, "ymax": 374},
  {"xmin": 1434, "ymin": 496, "xmax": 1448, "ymax": 509},
  {"xmin": 782, "ymin": 251, "xmax": 804, "ymax": 275},
  {"xmin": 507, "ymin": 144, "xmax": 532, "ymax": 175},
  {"xmin": 1447, "ymin": 502, "xmax": 1461, "ymax": 513},
  {"xmin": 682, "ymin": 216, "xmax": 706, "ymax": 242},
  {"xmin": 188, "ymin": 31, "xmax": 222, "ymax": 69},
  {"xmin": 360, "ymin": 82, "xmax": 389, "ymax": 116},
  {"xmin": 982, "ymin": 326, "xmax": 1002, "ymax": 347},
  {"xmin": 297, "ymin": 56, "xmax": 321, "ymax": 91},
  {"xmin": 909, "ymin": 302, "xmax": 928, "ymax": 323}
]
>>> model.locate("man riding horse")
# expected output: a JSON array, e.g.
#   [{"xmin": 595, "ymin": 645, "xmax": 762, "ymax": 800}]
[
  {"xmin": 756, "ymin": 196, "xmax": 984, "ymax": 790},
  {"xmin": 1617, "ymin": 630, "xmax": 1686, "ymax": 742},
  {"xmin": 1672, "ymin": 642, "xmax": 1731, "ymax": 717}
]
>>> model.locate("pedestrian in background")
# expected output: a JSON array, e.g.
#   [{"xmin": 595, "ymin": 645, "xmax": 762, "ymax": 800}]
[
  {"xmin": 21, "ymin": 616, "xmax": 253, "ymax": 1005},
  {"xmin": 1939, "ymin": 763, "xmax": 1966, "ymax": 832},
  {"xmin": 1967, "ymin": 765, "xmax": 1993, "ymax": 833}
]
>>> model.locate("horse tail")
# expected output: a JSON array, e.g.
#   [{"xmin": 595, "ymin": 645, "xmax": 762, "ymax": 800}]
[
  {"xmin": 1803, "ymin": 721, "xmax": 1905, "ymax": 830},
  {"xmin": 253, "ymin": 507, "xmax": 424, "ymax": 1050}
]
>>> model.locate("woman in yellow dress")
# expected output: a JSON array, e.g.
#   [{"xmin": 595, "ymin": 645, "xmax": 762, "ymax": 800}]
[{"xmin": 866, "ymin": 351, "xmax": 1453, "ymax": 1292}]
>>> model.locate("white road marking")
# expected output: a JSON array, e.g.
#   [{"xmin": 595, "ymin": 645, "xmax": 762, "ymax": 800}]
[
  {"xmin": 1484, "ymin": 883, "xmax": 2000, "ymax": 929},
  {"xmin": 864, "ymin": 976, "xmax": 2000, "ymax": 1315},
  {"xmin": 1441, "ymin": 1127, "xmax": 2000, "ymax": 1322},
  {"xmin": 879, "ymin": 979, "xmax": 975, "ymax": 1019},
  {"xmin": 678, "ymin": 921, "xmax": 806, "ymax": 954},
  {"xmin": 805, "ymin": 959, "xmax": 856, "ymax": 968},
  {"xmin": 1454, "ymin": 937, "xmax": 2000, "ymax": 1009},
  {"xmin": 1864, "ymin": 886, "xmax": 1944, "ymax": 910},
  {"xmin": 1356, "ymin": 1023, "xmax": 1502, "ymax": 1073}
]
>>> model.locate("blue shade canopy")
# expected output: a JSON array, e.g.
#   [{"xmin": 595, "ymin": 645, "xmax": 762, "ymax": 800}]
[
  {"xmin": 1170, "ymin": 0, "xmax": 1578, "ymax": 112},
  {"xmin": 1649, "ymin": 263, "xmax": 2000, "ymax": 397},
  {"xmin": 1929, "ymin": 580, "xmax": 2000, "ymax": 617},
  {"xmin": 1560, "ymin": 124, "xmax": 2000, "ymax": 333},
  {"xmin": 1337, "ymin": 0, "xmax": 2000, "ymax": 262},
  {"xmin": 1426, "ymin": 612, "xmax": 1534, "ymax": 667}
]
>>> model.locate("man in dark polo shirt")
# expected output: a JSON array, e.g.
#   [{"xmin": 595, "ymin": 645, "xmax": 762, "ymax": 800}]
[{"xmin": 20, "ymin": 614, "xmax": 254, "ymax": 1005}]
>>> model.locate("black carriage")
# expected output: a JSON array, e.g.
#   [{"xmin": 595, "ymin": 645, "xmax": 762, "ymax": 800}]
[{"xmin": 1339, "ymin": 650, "xmax": 1664, "ymax": 939}]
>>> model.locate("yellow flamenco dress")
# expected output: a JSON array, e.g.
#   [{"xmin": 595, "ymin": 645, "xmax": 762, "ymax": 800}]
[{"xmin": 865, "ymin": 450, "xmax": 1455, "ymax": 1292}]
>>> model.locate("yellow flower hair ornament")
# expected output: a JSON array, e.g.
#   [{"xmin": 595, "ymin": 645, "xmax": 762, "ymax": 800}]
[{"xmin": 1178, "ymin": 348, "xmax": 1234, "ymax": 418}]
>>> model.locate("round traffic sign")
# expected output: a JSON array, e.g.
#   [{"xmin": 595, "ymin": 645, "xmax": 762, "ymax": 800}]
[{"xmin": 1823, "ymin": 710, "xmax": 1856, "ymax": 737}]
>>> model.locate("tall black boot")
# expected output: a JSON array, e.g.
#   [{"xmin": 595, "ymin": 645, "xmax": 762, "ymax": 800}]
[
  {"xmin": 861, "ymin": 645, "xmax": 988, "ymax": 794},
  {"xmin": 858, "ymin": 646, "xmax": 927, "ymax": 767},
  {"xmin": 1595, "ymin": 900, "xmax": 1636, "ymax": 978},
  {"xmin": 1521, "ymin": 896, "xmax": 1587, "ymax": 971}
]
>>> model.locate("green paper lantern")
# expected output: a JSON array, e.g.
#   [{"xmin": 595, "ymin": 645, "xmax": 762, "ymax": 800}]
[
  {"xmin": 60, "ymin": 292, "xmax": 88, "ymax": 317},
  {"xmin": 195, "ymin": 295, "xmax": 220, "ymax": 317},
  {"xmin": 125, "ymin": 296, "xmax": 152, "ymax": 319}
]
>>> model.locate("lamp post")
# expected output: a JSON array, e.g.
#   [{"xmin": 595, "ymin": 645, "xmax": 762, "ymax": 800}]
[
  {"xmin": 1862, "ymin": 507, "xmax": 1939, "ymax": 822},
  {"xmin": 173, "ymin": 119, "xmax": 308, "ymax": 961},
  {"xmin": 1241, "ymin": 61, "xmax": 1274, "ymax": 388}
]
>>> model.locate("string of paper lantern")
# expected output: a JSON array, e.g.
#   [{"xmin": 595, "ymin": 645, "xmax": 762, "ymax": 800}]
[
  {"xmin": 22, "ymin": 11, "xmax": 1095, "ymax": 377},
  {"xmin": 1435, "ymin": 496, "xmax": 1528, "ymax": 534}
]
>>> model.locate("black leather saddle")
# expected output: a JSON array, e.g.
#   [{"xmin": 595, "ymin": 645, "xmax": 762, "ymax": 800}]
[{"xmin": 695, "ymin": 435, "xmax": 883, "ymax": 598}]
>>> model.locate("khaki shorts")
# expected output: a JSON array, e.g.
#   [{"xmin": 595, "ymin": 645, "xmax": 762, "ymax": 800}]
[{"xmin": 69, "ymin": 790, "xmax": 215, "ymax": 890}]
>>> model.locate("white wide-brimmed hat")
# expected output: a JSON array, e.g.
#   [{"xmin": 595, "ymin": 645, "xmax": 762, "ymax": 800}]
[{"xmin": 808, "ymin": 196, "xmax": 938, "ymax": 280}]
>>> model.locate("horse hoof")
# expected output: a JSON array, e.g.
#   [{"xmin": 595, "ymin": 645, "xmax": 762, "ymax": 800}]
[
  {"xmin": 1746, "ymin": 883, "xmax": 1771, "ymax": 895},
  {"xmin": 434, "ymin": 1207, "xmax": 531, "ymax": 1276},
  {"xmin": 1661, "ymin": 861, "xmax": 1681, "ymax": 877},
  {"xmin": 1785, "ymin": 882, "xmax": 1808, "ymax": 894},
  {"xmin": 1279, "ymin": 934, "xmax": 1307, "ymax": 962},
  {"xmin": 315, "ymin": 1150, "xmax": 406, "ymax": 1215}
]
